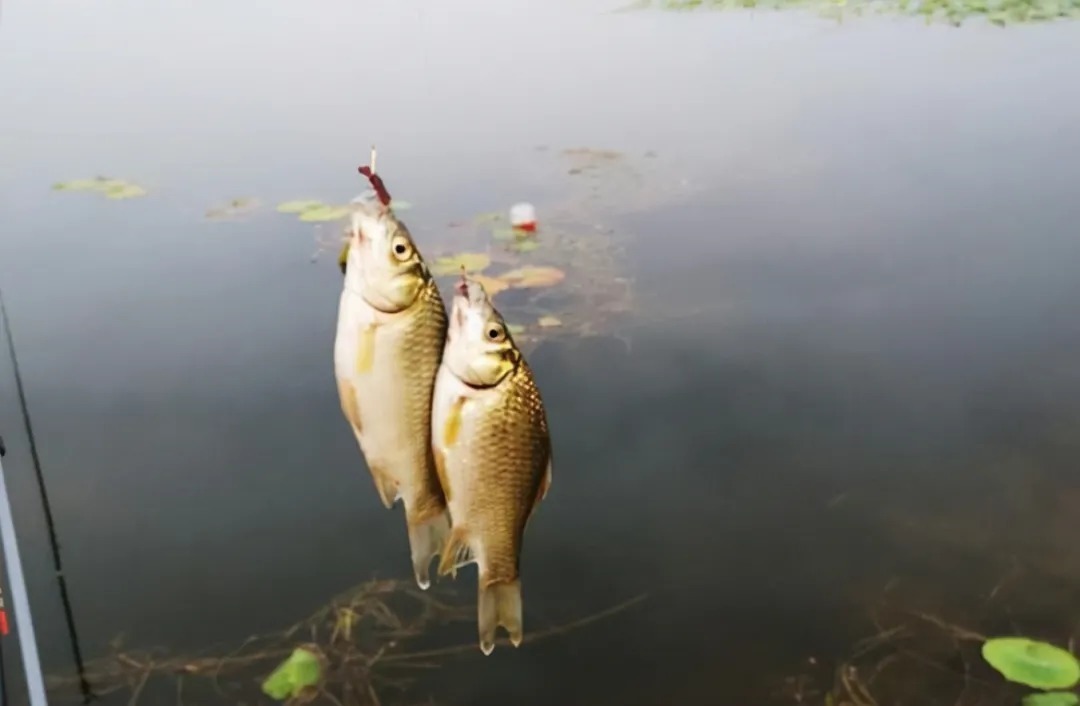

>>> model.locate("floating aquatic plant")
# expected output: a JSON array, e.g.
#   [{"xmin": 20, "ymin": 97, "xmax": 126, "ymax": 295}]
[
  {"xmin": 509, "ymin": 239, "xmax": 541, "ymax": 254},
  {"xmin": 298, "ymin": 205, "xmax": 352, "ymax": 223},
  {"xmin": 206, "ymin": 197, "xmax": 259, "ymax": 221},
  {"xmin": 277, "ymin": 199, "xmax": 327, "ymax": 214},
  {"xmin": 1024, "ymin": 692, "xmax": 1080, "ymax": 706},
  {"xmin": 982, "ymin": 637, "xmax": 1080, "ymax": 690},
  {"xmin": 470, "ymin": 274, "xmax": 511, "ymax": 296},
  {"xmin": 498, "ymin": 266, "xmax": 566, "ymax": 289},
  {"xmin": 46, "ymin": 578, "xmax": 645, "ymax": 706},
  {"xmin": 276, "ymin": 199, "xmax": 407, "ymax": 224},
  {"xmin": 632, "ymin": 0, "xmax": 1080, "ymax": 25},
  {"xmin": 430, "ymin": 253, "xmax": 491, "ymax": 276},
  {"xmin": 52, "ymin": 177, "xmax": 147, "ymax": 200},
  {"xmin": 261, "ymin": 645, "xmax": 323, "ymax": 700}
]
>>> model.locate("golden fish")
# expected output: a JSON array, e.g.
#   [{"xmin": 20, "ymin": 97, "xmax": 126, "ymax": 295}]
[
  {"xmin": 431, "ymin": 276, "xmax": 553, "ymax": 655},
  {"xmin": 333, "ymin": 195, "xmax": 450, "ymax": 590}
]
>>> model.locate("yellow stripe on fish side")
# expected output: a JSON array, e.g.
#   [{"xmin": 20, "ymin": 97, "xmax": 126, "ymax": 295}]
[
  {"xmin": 355, "ymin": 325, "xmax": 376, "ymax": 374},
  {"xmin": 443, "ymin": 396, "xmax": 467, "ymax": 447}
]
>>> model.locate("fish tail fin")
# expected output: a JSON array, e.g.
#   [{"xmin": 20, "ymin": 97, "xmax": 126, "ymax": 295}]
[
  {"xmin": 405, "ymin": 509, "xmax": 450, "ymax": 591},
  {"xmin": 477, "ymin": 579, "xmax": 524, "ymax": 655},
  {"xmin": 436, "ymin": 526, "xmax": 475, "ymax": 579}
]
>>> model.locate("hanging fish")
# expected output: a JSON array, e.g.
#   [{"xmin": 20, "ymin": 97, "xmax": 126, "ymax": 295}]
[
  {"xmin": 431, "ymin": 275, "xmax": 553, "ymax": 654},
  {"xmin": 333, "ymin": 183, "xmax": 450, "ymax": 590}
]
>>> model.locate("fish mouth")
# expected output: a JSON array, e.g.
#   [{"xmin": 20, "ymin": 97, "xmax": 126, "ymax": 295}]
[
  {"xmin": 349, "ymin": 192, "xmax": 390, "ymax": 244},
  {"xmin": 455, "ymin": 271, "xmax": 470, "ymax": 298}
]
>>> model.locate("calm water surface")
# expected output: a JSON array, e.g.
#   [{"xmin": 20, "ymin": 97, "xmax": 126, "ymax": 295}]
[{"xmin": 2, "ymin": 1, "xmax": 1080, "ymax": 704}]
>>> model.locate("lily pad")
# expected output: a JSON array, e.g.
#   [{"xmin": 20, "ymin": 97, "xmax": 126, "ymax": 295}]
[
  {"xmin": 473, "ymin": 211, "xmax": 503, "ymax": 224},
  {"xmin": 1023, "ymin": 693, "xmax": 1080, "ymax": 706},
  {"xmin": 53, "ymin": 179, "xmax": 107, "ymax": 192},
  {"xmin": 389, "ymin": 199, "xmax": 413, "ymax": 211},
  {"xmin": 298, "ymin": 205, "xmax": 351, "ymax": 223},
  {"xmin": 206, "ymin": 197, "xmax": 259, "ymax": 220},
  {"xmin": 507, "ymin": 239, "xmax": 537, "ymax": 255},
  {"xmin": 537, "ymin": 315, "xmax": 562, "ymax": 328},
  {"xmin": 431, "ymin": 252, "xmax": 491, "ymax": 276},
  {"xmin": 491, "ymin": 226, "xmax": 518, "ymax": 241},
  {"xmin": 276, "ymin": 199, "xmax": 326, "ymax": 214},
  {"xmin": 103, "ymin": 183, "xmax": 147, "ymax": 200},
  {"xmin": 982, "ymin": 638, "xmax": 1080, "ymax": 690},
  {"xmin": 499, "ymin": 266, "xmax": 566, "ymax": 289},
  {"xmin": 507, "ymin": 241, "xmax": 537, "ymax": 255},
  {"xmin": 261, "ymin": 646, "xmax": 323, "ymax": 700},
  {"xmin": 53, "ymin": 177, "xmax": 147, "ymax": 199},
  {"xmin": 472, "ymin": 274, "xmax": 511, "ymax": 297},
  {"xmin": 507, "ymin": 323, "xmax": 527, "ymax": 336}
]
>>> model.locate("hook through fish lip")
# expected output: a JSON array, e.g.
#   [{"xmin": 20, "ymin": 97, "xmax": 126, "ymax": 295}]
[{"xmin": 455, "ymin": 268, "xmax": 469, "ymax": 297}]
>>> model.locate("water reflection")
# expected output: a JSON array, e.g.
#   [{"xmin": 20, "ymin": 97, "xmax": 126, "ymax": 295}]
[{"xmin": 2, "ymin": 0, "xmax": 1080, "ymax": 704}]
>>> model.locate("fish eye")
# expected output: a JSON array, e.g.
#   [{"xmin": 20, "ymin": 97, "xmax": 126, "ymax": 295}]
[
  {"xmin": 486, "ymin": 323, "xmax": 506, "ymax": 343},
  {"xmin": 391, "ymin": 236, "xmax": 412, "ymax": 261}
]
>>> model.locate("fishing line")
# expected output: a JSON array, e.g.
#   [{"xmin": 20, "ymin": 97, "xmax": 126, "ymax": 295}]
[{"xmin": 0, "ymin": 288, "xmax": 95, "ymax": 703}]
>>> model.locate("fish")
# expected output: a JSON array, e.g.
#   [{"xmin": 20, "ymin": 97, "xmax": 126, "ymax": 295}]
[
  {"xmin": 333, "ymin": 193, "xmax": 450, "ymax": 590},
  {"xmin": 431, "ymin": 275, "xmax": 553, "ymax": 655}
]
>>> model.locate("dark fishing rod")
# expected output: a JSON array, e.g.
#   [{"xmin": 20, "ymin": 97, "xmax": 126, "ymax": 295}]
[{"xmin": 0, "ymin": 288, "xmax": 95, "ymax": 703}]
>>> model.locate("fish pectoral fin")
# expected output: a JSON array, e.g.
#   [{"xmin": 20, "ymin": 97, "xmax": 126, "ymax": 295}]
[
  {"xmin": 535, "ymin": 459, "xmax": 552, "ymax": 509},
  {"xmin": 369, "ymin": 463, "xmax": 398, "ymax": 509},
  {"xmin": 437, "ymin": 527, "xmax": 475, "ymax": 578},
  {"xmin": 478, "ymin": 579, "xmax": 524, "ymax": 655}
]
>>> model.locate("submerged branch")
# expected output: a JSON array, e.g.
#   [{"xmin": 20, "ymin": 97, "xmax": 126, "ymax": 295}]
[{"xmin": 48, "ymin": 579, "xmax": 646, "ymax": 706}]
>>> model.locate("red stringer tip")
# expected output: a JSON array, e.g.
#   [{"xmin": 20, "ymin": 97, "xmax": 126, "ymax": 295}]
[{"xmin": 0, "ymin": 610, "xmax": 9, "ymax": 636}]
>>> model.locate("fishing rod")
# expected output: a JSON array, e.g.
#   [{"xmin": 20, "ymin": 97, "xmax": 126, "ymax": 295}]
[
  {"xmin": 0, "ymin": 288, "xmax": 95, "ymax": 704},
  {"xmin": 0, "ymin": 434, "xmax": 47, "ymax": 706}
]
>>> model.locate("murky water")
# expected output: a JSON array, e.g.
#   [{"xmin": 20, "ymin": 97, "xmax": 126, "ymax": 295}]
[{"xmin": 2, "ymin": 0, "xmax": 1080, "ymax": 704}]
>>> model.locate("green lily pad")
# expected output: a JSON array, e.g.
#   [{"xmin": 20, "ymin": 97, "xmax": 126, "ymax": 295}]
[
  {"xmin": 473, "ymin": 211, "xmax": 503, "ymax": 224},
  {"xmin": 982, "ymin": 638, "xmax": 1080, "ymax": 690},
  {"xmin": 499, "ymin": 266, "xmax": 566, "ymax": 289},
  {"xmin": 276, "ymin": 199, "xmax": 326, "ymax": 214},
  {"xmin": 103, "ymin": 183, "xmax": 147, "ymax": 200},
  {"xmin": 537, "ymin": 315, "xmax": 562, "ymax": 328},
  {"xmin": 206, "ymin": 197, "xmax": 259, "ymax": 220},
  {"xmin": 53, "ymin": 179, "xmax": 107, "ymax": 192},
  {"xmin": 471, "ymin": 274, "xmax": 511, "ymax": 296},
  {"xmin": 431, "ymin": 252, "xmax": 491, "ymax": 276},
  {"xmin": 261, "ymin": 646, "xmax": 323, "ymax": 700},
  {"xmin": 298, "ymin": 205, "xmax": 351, "ymax": 223},
  {"xmin": 1023, "ymin": 693, "xmax": 1080, "ymax": 706},
  {"xmin": 53, "ymin": 177, "xmax": 147, "ymax": 199},
  {"xmin": 491, "ymin": 227, "xmax": 518, "ymax": 241},
  {"xmin": 507, "ymin": 323, "xmax": 526, "ymax": 336},
  {"xmin": 510, "ymin": 239, "xmax": 540, "ymax": 253}
]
